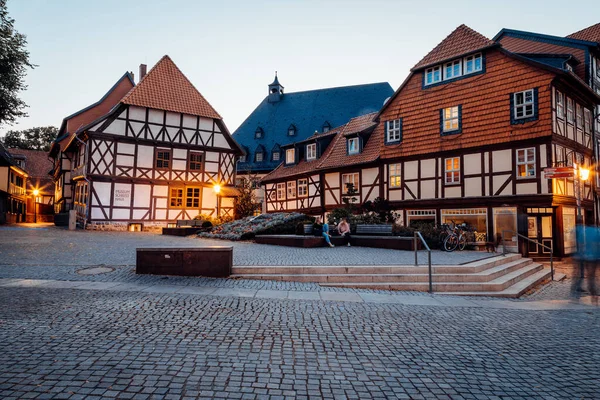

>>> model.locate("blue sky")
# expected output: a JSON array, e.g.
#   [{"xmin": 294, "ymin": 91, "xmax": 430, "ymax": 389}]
[{"xmin": 2, "ymin": 0, "xmax": 599, "ymax": 136}]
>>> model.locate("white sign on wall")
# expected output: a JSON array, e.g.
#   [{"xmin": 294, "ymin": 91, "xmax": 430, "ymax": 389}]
[{"xmin": 113, "ymin": 187, "xmax": 131, "ymax": 207}]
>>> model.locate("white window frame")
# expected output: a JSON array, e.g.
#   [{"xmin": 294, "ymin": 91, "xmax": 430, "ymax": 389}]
[
  {"xmin": 287, "ymin": 181, "xmax": 296, "ymax": 199},
  {"xmin": 342, "ymin": 173, "xmax": 359, "ymax": 194},
  {"xmin": 566, "ymin": 97, "xmax": 574, "ymax": 124},
  {"xmin": 425, "ymin": 65, "xmax": 441, "ymax": 85},
  {"xmin": 444, "ymin": 157, "xmax": 460, "ymax": 185},
  {"xmin": 276, "ymin": 183, "xmax": 285, "ymax": 200},
  {"xmin": 584, "ymin": 109, "xmax": 592, "ymax": 134},
  {"xmin": 556, "ymin": 90, "xmax": 564, "ymax": 119},
  {"xmin": 286, "ymin": 148, "xmax": 295, "ymax": 164},
  {"xmin": 576, "ymin": 104, "xmax": 584, "ymax": 130},
  {"xmin": 386, "ymin": 119, "xmax": 401, "ymax": 142},
  {"xmin": 306, "ymin": 143, "xmax": 317, "ymax": 160},
  {"xmin": 348, "ymin": 138, "xmax": 359, "ymax": 155},
  {"xmin": 255, "ymin": 152, "xmax": 263, "ymax": 162},
  {"xmin": 389, "ymin": 163, "xmax": 401, "ymax": 188},
  {"xmin": 272, "ymin": 151, "xmax": 280, "ymax": 161},
  {"xmin": 298, "ymin": 178, "xmax": 308, "ymax": 197},
  {"xmin": 516, "ymin": 148, "xmax": 536, "ymax": 179},
  {"xmin": 464, "ymin": 53, "xmax": 482, "ymax": 74},
  {"xmin": 513, "ymin": 89, "xmax": 535, "ymax": 120},
  {"xmin": 444, "ymin": 60, "xmax": 462, "ymax": 80},
  {"xmin": 442, "ymin": 106, "xmax": 460, "ymax": 132}
]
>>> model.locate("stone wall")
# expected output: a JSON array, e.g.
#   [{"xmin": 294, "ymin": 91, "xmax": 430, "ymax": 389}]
[{"xmin": 85, "ymin": 221, "xmax": 166, "ymax": 233}]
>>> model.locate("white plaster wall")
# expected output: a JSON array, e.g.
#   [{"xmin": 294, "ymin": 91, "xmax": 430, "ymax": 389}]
[
  {"xmin": 362, "ymin": 168, "xmax": 378, "ymax": 185},
  {"xmin": 202, "ymin": 187, "xmax": 217, "ymax": 209},
  {"xmin": 93, "ymin": 182, "xmax": 111, "ymax": 206},
  {"xmin": 117, "ymin": 154, "xmax": 134, "ymax": 167},
  {"xmin": 405, "ymin": 181, "xmax": 418, "ymax": 199},
  {"xmin": 492, "ymin": 150, "xmax": 512, "ymax": 172},
  {"xmin": 130, "ymin": 106, "xmax": 147, "ymax": 121},
  {"xmin": 199, "ymin": 117, "xmax": 213, "ymax": 131},
  {"xmin": 464, "ymin": 177, "xmax": 481, "ymax": 197},
  {"xmin": 445, "ymin": 186, "xmax": 461, "ymax": 198},
  {"xmin": 405, "ymin": 161, "xmax": 418, "ymax": 180},
  {"xmin": 493, "ymin": 175, "xmax": 512, "ymax": 196},
  {"xmin": 137, "ymin": 146, "xmax": 154, "ymax": 168},
  {"xmin": 389, "ymin": 190, "xmax": 402, "ymax": 201},
  {"xmin": 421, "ymin": 180, "xmax": 435, "ymax": 199},
  {"xmin": 213, "ymin": 133, "xmax": 229, "ymax": 148},
  {"xmin": 118, "ymin": 143, "xmax": 135, "ymax": 155},
  {"xmin": 539, "ymin": 144, "xmax": 547, "ymax": 168},
  {"xmin": 112, "ymin": 209, "xmax": 130, "ymax": 220},
  {"xmin": 153, "ymin": 185, "xmax": 168, "ymax": 197},
  {"xmin": 516, "ymin": 182, "xmax": 537, "ymax": 195},
  {"xmin": 325, "ymin": 173, "xmax": 339, "ymax": 188},
  {"xmin": 134, "ymin": 184, "xmax": 151, "ymax": 208},
  {"xmin": 104, "ymin": 119, "xmax": 126, "ymax": 136},
  {"xmin": 183, "ymin": 115, "xmax": 196, "ymax": 129},
  {"xmin": 166, "ymin": 112, "xmax": 179, "ymax": 126},
  {"xmin": 421, "ymin": 159, "xmax": 435, "ymax": 179},
  {"xmin": 464, "ymin": 154, "xmax": 481, "ymax": 175}
]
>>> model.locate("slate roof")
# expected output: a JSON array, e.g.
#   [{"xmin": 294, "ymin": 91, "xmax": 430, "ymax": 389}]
[
  {"xmin": 0, "ymin": 142, "xmax": 13, "ymax": 167},
  {"xmin": 234, "ymin": 81, "xmax": 393, "ymax": 173},
  {"xmin": 567, "ymin": 22, "xmax": 600, "ymax": 43},
  {"xmin": 121, "ymin": 55, "xmax": 222, "ymax": 120},
  {"xmin": 412, "ymin": 24, "xmax": 496, "ymax": 70},
  {"xmin": 8, "ymin": 149, "xmax": 54, "ymax": 195}
]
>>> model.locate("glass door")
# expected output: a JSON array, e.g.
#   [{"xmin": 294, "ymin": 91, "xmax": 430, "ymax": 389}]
[{"xmin": 526, "ymin": 214, "xmax": 553, "ymax": 255}]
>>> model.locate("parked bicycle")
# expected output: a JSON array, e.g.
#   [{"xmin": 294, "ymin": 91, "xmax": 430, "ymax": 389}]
[{"xmin": 442, "ymin": 222, "xmax": 468, "ymax": 252}]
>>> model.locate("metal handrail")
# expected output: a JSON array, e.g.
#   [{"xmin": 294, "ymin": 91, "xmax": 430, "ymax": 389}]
[
  {"xmin": 501, "ymin": 230, "xmax": 553, "ymax": 281},
  {"xmin": 414, "ymin": 231, "xmax": 433, "ymax": 293}
]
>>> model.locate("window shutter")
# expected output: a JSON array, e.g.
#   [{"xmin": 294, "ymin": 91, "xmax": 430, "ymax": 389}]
[
  {"xmin": 509, "ymin": 93, "xmax": 515, "ymax": 124},
  {"xmin": 439, "ymin": 109, "xmax": 444, "ymax": 135},
  {"xmin": 533, "ymin": 87, "xmax": 539, "ymax": 121},
  {"xmin": 458, "ymin": 105, "xmax": 462, "ymax": 132},
  {"xmin": 399, "ymin": 118, "xmax": 403, "ymax": 142},
  {"xmin": 383, "ymin": 121, "xmax": 388, "ymax": 144}
]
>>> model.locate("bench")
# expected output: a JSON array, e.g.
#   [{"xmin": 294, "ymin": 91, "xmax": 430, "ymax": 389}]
[
  {"xmin": 355, "ymin": 224, "xmax": 393, "ymax": 236},
  {"xmin": 136, "ymin": 247, "xmax": 232, "ymax": 277},
  {"xmin": 162, "ymin": 219, "xmax": 207, "ymax": 236},
  {"xmin": 176, "ymin": 219, "xmax": 204, "ymax": 227}
]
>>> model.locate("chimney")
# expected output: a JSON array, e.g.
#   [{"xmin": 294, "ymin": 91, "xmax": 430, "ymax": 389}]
[{"xmin": 139, "ymin": 64, "xmax": 147, "ymax": 82}]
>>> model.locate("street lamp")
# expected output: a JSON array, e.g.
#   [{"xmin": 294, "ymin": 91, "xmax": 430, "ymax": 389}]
[
  {"xmin": 213, "ymin": 184, "xmax": 221, "ymax": 217},
  {"xmin": 573, "ymin": 163, "xmax": 590, "ymax": 289},
  {"xmin": 32, "ymin": 189, "xmax": 39, "ymax": 223}
]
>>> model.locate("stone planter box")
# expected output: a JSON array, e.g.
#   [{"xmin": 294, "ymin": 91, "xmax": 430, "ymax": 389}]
[{"xmin": 136, "ymin": 247, "xmax": 232, "ymax": 277}]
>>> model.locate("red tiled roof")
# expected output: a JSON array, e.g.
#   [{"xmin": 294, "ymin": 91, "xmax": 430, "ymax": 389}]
[
  {"xmin": 566, "ymin": 23, "xmax": 600, "ymax": 43},
  {"xmin": 121, "ymin": 55, "xmax": 222, "ymax": 119},
  {"xmin": 8, "ymin": 148, "xmax": 54, "ymax": 195},
  {"xmin": 413, "ymin": 24, "xmax": 496, "ymax": 70},
  {"xmin": 318, "ymin": 113, "xmax": 379, "ymax": 170}
]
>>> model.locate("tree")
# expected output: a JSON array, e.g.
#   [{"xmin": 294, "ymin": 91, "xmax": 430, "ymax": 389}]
[
  {"xmin": 233, "ymin": 175, "xmax": 260, "ymax": 219},
  {"xmin": 2, "ymin": 126, "xmax": 58, "ymax": 151},
  {"xmin": 0, "ymin": 0, "xmax": 35, "ymax": 127}
]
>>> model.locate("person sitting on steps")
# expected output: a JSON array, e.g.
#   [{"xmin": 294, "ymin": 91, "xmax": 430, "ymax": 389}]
[{"xmin": 337, "ymin": 217, "xmax": 351, "ymax": 247}]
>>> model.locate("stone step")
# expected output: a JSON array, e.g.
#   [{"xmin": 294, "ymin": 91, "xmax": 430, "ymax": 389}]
[
  {"xmin": 318, "ymin": 263, "xmax": 543, "ymax": 293},
  {"xmin": 231, "ymin": 259, "xmax": 534, "ymax": 284},
  {"xmin": 231, "ymin": 254, "xmax": 523, "ymax": 276}
]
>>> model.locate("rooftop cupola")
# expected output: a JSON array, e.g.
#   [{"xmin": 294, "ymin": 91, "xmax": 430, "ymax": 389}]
[{"xmin": 268, "ymin": 72, "xmax": 284, "ymax": 103}]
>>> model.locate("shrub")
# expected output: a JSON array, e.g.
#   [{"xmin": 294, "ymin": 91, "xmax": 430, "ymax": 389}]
[{"xmin": 198, "ymin": 212, "xmax": 307, "ymax": 241}]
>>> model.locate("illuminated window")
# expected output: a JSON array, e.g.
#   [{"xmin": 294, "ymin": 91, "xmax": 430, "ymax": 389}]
[
  {"xmin": 170, "ymin": 188, "xmax": 183, "ymax": 207},
  {"xmin": 442, "ymin": 106, "xmax": 460, "ymax": 133},
  {"xmin": 287, "ymin": 181, "xmax": 296, "ymax": 199},
  {"xmin": 445, "ymin": 157, "xmax": 460, "ymax": 185},
  {"xmin": 306, "ymin": 143, "xmax": 317, "ymax": 160},
  {"xmin": 298, "ymin": 179, "xmax": 308, "ymax": 197},
  {"xmin": 342, "ymin": 173, "xmax": 359, "ymax": 194},
  {"xmin": 389, "ymin": 163, "xmax": 401, "ymax": 187},
  {"xmin": 276, "ymin": 183, "xmax": 285, "ymax": 200},
  {"xmin": 286, "ymin": 148, "xmax": 295, "ymax": 164},
  {"xmin": 516, "ymin": 148, "xmax": 536, "ymax": 178}
]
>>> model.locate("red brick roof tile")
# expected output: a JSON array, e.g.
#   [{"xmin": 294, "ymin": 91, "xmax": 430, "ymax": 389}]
[
  {"xmin": 413, "ymin": 24, "xmax": 496, "ymax": 70},
  {"xmin": 566, "ymin": 22, "xmax": 600, "ymax": 43},
  {"xmin": 121, "ymin": 55, "xmax": 222, "ymax": 119}
]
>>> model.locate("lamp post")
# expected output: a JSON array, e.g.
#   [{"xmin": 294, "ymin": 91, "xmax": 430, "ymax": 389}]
[
  {"xmin": 213, "ymin": 184, "xmax": 221, "ymax": 217},
  {"xmin": 574, "ymin": 163, "xmax": 590, "ymax": 225},
  {"xmin": 32, "ymin": 189, "xmax": 39, "ymax": 223}
]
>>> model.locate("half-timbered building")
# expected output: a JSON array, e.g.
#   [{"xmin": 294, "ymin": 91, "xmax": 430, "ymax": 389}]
[
  {"xmin": 50, "ymin": 56, "xmax": 243, "ymax": 230},
  {"xmin": 261, "ymin": 23, "xmax": 600, "ymax": 259},
  {"xmin": 0, "ymin": 142, "xmax": 28, "ymax": 224}
]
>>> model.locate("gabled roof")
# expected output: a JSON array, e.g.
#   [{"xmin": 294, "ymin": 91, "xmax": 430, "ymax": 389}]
[
  {"xmin": 412, "ymin": 24, "xmax": 496, "ymax": 70},
  {"xmin": 7, "ymin": 149, "xmax": 53, "ymax": 178},
  {"xmin": 493, "ymin": 28, "xmax": 599, "ymax": 48},
  {"xmin": 235, "ymin": 81, "xmax": 393, "ymax": 173},
  {"xmin": 566, "ymin": 23, "xmax": 600, "ymax": 44},
  {"xmin": 121, "ymin": 55, "xmax": 222, "ymax": 119}
]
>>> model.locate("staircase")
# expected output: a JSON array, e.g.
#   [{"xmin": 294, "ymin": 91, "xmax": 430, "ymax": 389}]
[{"xmin": 231, "ymin": 254, "xmax": 552, "ymax": 298}]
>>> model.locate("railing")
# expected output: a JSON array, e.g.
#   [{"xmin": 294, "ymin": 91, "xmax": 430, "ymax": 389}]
[
  {"xmin": 8, "ymin": 183, "xmax": 26, "ymax": 196},
  {"xmin": 501, "ymin": 230, "xmax": 553, "ymax": 281},
  {"xmin": 72, "ymin": 164, "xmax": 86, "ymax": 179},
  {"xmin": 414, "ymin": 231, "xmax": 433, "ymax": 293}
]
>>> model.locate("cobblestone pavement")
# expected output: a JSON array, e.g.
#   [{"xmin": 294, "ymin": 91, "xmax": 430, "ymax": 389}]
[
  {"xmin": 0, "ymin": 287, "xmax": 598, "ymax": 400},
  {"xmin": 0, "ymin": 225, "xmax": 489, "ymax": 267}
]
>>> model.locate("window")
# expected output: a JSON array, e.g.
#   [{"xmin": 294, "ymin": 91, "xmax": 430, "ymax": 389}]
[
  {"xmin": 306, "ymin": 143, "xmax": 317, "ymax": 160},
  {"xmin": 444, "ymin": 60, "xmax": 461, "ymax": 79},
  {"xmin": 255, "ymin": 127, "xmax": 263, "ymax": 139},
  {"xmin": 442, "ymin": 106, "xmax": 460, "ymax": 133},
  {"xmin": 287, "ymin": 181, "xmax": 296, "ymax": 199},
  {"xmin": 576, "ymin": 105, "xmax": 583, "ymax": 129},
  {"xmin": 556, "ymin": 91, "xmax": 564, "ymax": 119},
  {"xmin": 186, "ymin": 187, "xmax": 201, "ymax": 208},
  {"xmin": 170, "ymin": 188, "xmax": 183, "ymax": 207},
  {"xmin": 516, "ymin": 148, "xmax": 536, "ymax": 178},
  {"xmin": 155, "ymin": 150, "xmax": 171, "ymax": 169},
  {"xmin": 567, "ymin": 98, "xmax": 574, "ymax": 124},
  {"xmin": 445, "ymin": 157, "xmax": 460, "ymax": 185},
  {"xmin": 513, "ymin": 89, "xmax": 535, "ymax": 120},
  {"xmin": 272, "ymin": 151, "xmax": 280, "ymax": 161},
  {"xmin": 239, "ymin": 153, "xmax": 247, "ymax": 162},
  {"xmin": 298, "ymin": 178, "xmax": 308, "ymax": 197},
  {"xmin": 255, "ymin": 152, "xmax": 264, "ymax": 162},
  {"xmin": 276, "ymin": 183, "xmax": 285, "ymax": 200},
  {"xmin": 322, "ymin": 122, "xmax": 331, "ymax": 133},
  {"xmin": 188, "ymin": 152, "xmax": 203, "ymax": 171},
  {"xmin": 584, "ymin": 109, "xmax": 592, "ymax": 133},
  {"xmin": 348, "ymin": 138, "xmax": 359, "ymax": 155},
  {"xmin": 286, "ymin": 148, "xmax": 295, "ymax": 164},
  {"xmin": 389, "ymin": 163, "xmax": 401, "ymax": 188},
  {"xmin": 425, "ymin": 66, "xmax": 442, "ymax": 85},
  {"xmin": 288, "ymin": 125, "xmax": 296, "ymax": 136},
  {"xmin": 464, "ymin": 53, "xmax": 482, "ymax": 74},
  {"xmin": 342, "ymin": 173, "xmax": 359, "ymax": 194},
  {"xmin": 386, "ymin": 119, "xmax": 402, "ymax": 143}
]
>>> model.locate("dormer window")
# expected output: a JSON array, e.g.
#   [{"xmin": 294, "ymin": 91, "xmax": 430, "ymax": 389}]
[
  {"xmin": 288, "ymin": 124, "xmax": 297, "ymax": 136},
  {"xmin": 255, "ymin": 127, "xmax": 264, "ymax": 139},
  {"xmin": 239, "ymin": 154, "xmax": 247, "ymax": 162},
  {"xmin": 425, "ymin": 66, "xmax": 442, "ymax": 85},
  {"xmin": 464, "ymin": 53, "xmax": 482, "ymax": 74},
  {"xmin": 444, "ymin": 60, "xmax": 461, "ymax": 80},
  {"xmin": 322, "ymin": 121, "xmax": 331, "ymax": 133},
  {"xmin": 272, "ymin": 151, "xmax": 280, "ymax": 161},
  {"xmin": 254, "ymin": 145, "xmax": 266, "ymax": 162},
  {"xmin": 348, "ymin": 137, "xmax": 360, "ymax": 155},
  {"xmin": 286, "ymin": 148, "xmax": 295, "ymax": 164},
  {"xmin": 306, "ymin": 143, "xmax": 317, "ymax": 160},
  {"xmin": 425, "ymin": 53, "xmax": 483, "ymax": 87},
  {"xmin": 255, "ymin": 152, "xmax": 264, "ymax": 162}
]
